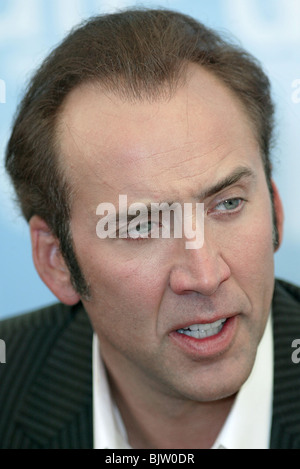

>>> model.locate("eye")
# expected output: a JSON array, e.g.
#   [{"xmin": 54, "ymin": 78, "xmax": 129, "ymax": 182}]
[
  {"xmin": 210, "ymin": 197, "xmax": 246, "ymax": 216},
  {"xmin": 123, "ymin": 219, "xmax": 163, "ymax": 241},
  {"xmin": 215, "ymin": 198, "xmax": 242, "ymax": 211},
  {"xmin": 128, "ymin": 221, "xmax": 153, "ymax": 239}
]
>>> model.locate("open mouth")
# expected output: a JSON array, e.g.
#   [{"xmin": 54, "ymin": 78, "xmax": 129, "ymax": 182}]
[
  {"xmin": 176, "ymin": 318, "xmax": 227, "ymax": 340},
  {"xmin": 171, "ymin": 316, "xmax": 238, "ymax": 358}
]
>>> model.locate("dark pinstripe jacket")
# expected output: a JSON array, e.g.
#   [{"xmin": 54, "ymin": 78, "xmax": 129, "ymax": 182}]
[{"xmin": 0, "ymin": 279, "xmax": 300, "ymax": 449}]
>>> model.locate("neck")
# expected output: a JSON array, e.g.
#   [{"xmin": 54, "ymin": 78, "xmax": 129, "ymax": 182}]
[{"xmin": 108, "ymin": 366, "xmax": 236, "ymax": 449}]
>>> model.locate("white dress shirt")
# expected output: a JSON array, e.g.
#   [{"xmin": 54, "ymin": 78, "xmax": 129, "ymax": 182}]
[{"xmin": 93, "ymin": 314, "xmax": 273, "ymax": 449}]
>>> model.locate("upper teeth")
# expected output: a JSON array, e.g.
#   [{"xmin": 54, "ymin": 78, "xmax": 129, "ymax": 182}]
[
  {"xmin": 181, "ymin": 319, "xmax": 226, "ymax": 332},
  {"xmin": 177, "ymin": 318, "xmax": 227, "ymax": 339}
]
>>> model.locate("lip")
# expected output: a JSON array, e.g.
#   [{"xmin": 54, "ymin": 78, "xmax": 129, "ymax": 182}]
[
  {"xmin": 171, "ymin": 313, "xmax": 236, "ymax": 332},
  {"xmin": 169, "ymin": 315, "xmax": 239, "ymax": 359}
]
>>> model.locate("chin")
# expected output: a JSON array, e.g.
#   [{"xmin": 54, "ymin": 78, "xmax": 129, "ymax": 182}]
[{"xmin": 179, "ymin": 355, "xmax": 256, "ymax": 403}]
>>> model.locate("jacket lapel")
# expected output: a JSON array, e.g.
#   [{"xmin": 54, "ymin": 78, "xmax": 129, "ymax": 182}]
[
  {"xmin": 15, "ymin": 303, "xmax": 93, "ymax": 449},
  {"xmin": 270, "ymin": 280, "xmax": 300, "ymax": 448}
]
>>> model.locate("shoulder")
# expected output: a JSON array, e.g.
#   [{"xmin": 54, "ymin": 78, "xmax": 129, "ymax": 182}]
[
  {"xmin": 0, "ymin": 302, "xmax": 93, "ymax": 448},
  {"xmin": 0, "ymin": 302, "xmax": 81, "ymax": 335},
  {"xmin": 0, "ymin": 303, "xmax": 91, "ymax": 342},
  {"xmin": 272, "ymin": 278, "xmax": 300, "ymax": 349},
  {"xmin": 0, "ymin": 301, "xmax": 93, "ymax": 368},
  {"xmin": 274, "ymin": 278, "xmax": 300, "ymax": 302},
  {"xmin": 0, "ymin": 302, "xmax": 94, "ymax": 362},
  {"xmin": 273, "ymin": 278, "xmax": 300, "ymax": 319}
]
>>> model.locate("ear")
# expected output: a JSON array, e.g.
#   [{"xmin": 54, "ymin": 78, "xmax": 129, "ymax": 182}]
[
  {"xmin": 271, "ymin": 180, "xmax": 284, "ymax": 252},
  {"xmin": 29, "ymin": 215, "xmax": 80, "ymax": 305}
]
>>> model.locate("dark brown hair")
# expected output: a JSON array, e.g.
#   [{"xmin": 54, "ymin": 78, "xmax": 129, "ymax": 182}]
[{"xmin": 5, "ymin": 8, "xmax": 277, "ymax": 298}]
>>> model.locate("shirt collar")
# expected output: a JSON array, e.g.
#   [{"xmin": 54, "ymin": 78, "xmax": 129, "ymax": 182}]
[
  {"xmin": 93, "ymin": 312, "xmax": 273, "ymax": 449},
  {"xmin": 93, "ymin": 335, "xmax": 130, "ymax": 449}
]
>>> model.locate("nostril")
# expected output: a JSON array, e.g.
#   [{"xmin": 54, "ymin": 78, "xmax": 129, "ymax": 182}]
[{"xmin": 169, "ymin": 258, "xmax": 230, "ymax": 297}]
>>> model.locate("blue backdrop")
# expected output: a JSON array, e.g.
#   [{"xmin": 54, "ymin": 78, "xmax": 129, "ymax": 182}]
[{"xmin": 0, "ymin": 0, "xmax": 299, "ymax": 319}]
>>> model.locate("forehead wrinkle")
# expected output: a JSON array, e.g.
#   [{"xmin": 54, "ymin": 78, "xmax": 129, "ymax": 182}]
[
  {"xmin": 138, "ymin": 141, "xmax": 226, "ymax": 167},
  {"xmin": 144, "ymin": 142, "xmax": 228, "ymax": 181},
  {"xmin": 131, "ymin": 143, "xmax": 240, "ymax": 191}
]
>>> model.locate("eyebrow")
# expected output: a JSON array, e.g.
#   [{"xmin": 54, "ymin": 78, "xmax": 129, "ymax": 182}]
[
  {"xmin": 196, "ymin": 166, "xmax": 256, "ymax": 201},
  {"xmin": 115, "ymin": 166, "xmax": 256, "ymax": 222}
]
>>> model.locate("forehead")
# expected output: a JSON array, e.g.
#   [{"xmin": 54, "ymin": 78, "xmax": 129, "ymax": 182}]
[{"xmin": 56, "ymin": 64, "xmax": 260, "ymax": 204}]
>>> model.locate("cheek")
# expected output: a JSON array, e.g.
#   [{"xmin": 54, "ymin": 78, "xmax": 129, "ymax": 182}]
[
  {"xmin": 83, "ymin": 246, "xmax": 175, "ymax": 351},
  {"xmin": 215, "ymin": 193, "xmax": 275, "ymax": 277},
  {"xmin": 235, "ymin": 214, "xmax": 274, "ymax": 278},
  {"xmin": 222, "ymin": 208, "xmax": 275, "ymax": 330},
  {"xmin": 82, "ymin": 242, "xmax": 171, "ymax": 317}
]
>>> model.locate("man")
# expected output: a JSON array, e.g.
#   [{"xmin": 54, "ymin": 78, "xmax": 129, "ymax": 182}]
[{"xmin": 1, "ymin": 8, "xmax": 300, "ymax": 449}]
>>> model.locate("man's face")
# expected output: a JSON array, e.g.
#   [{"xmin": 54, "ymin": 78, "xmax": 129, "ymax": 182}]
[{"xmin": 57, "ymin": 65, "xmax": 278, "ymax": 402}]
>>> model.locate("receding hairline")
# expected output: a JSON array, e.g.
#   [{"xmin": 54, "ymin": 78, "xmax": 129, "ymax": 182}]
[
  {"xmin": 53, "ymin": 61, "xmax": 262, "ymax": 212},
  {"xmin": 54, "ymin": 60, "xmax": 261, "ymax": 160}
]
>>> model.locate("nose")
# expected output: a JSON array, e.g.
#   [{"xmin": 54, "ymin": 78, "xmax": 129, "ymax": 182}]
[{"xmin": 169, "ymin": 238, "xmax": 231, "ymax": 296}]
